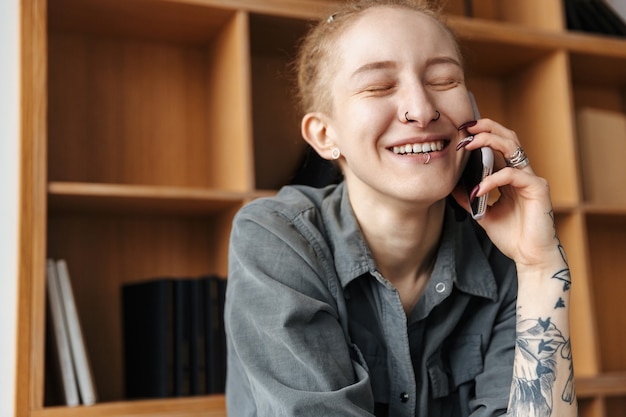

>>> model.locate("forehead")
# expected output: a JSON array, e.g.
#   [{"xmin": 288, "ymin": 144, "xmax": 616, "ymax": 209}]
[{"xmin": 334, "ymin": 6, "xmax": 459, "ymax": 71}]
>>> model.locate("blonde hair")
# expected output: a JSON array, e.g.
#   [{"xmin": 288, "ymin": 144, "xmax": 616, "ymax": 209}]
[{"xmin": 294, "ymin": 0, "xmax": 460, "ymax": 115}]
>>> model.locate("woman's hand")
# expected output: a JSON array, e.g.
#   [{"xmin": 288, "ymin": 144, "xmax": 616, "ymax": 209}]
[{"xmin": 451, "ymin": 118, "xmax": 565, "ymax": 270}]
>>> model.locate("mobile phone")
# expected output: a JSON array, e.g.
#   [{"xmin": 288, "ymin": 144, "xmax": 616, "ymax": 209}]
[{"xmin": 461, "ymin": 92, "xmax": 493, "ymax": 220}]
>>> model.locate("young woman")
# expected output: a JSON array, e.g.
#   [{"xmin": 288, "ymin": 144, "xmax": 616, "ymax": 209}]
[{"xmin": 224, "ymin": 1, "xmax": 578, "ymax": 416}]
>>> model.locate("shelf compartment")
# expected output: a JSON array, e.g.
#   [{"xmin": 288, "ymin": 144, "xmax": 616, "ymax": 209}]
[
  {"xmin": 47, "ymin": 1, "xmax": 254, "ymax": 191},
  {"xmin": 248, "ymin": 13, "xmax": 311, "ymax": 190},
  {"xmin": 465, "ymin": 50, "xmax": 579, "ymax": 207},
  {"xmin": 585, "ymin": 214, "xmax": 626, "ymax": 374},
  {"xmin": 47, "ymin": 209, "xmax": 237, "ymax": 402}
]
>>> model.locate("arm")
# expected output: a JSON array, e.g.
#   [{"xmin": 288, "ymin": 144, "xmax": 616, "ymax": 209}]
[
  {"xmin": 508, "ymin": 212, "xmax": 576, "ymax": 416},
  {"xmin": 225, "ymin": 205, "xmax": 375, "ymax": 417},
  {"xmin": 453, "ymin": 119, "xmax": 578, "ymax": 417}
]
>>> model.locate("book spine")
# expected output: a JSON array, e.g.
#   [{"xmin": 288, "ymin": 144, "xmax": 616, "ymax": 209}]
[
  {"xmin": 173, "ymin": 279, "xmax": 191, "ymax": 397},
  {"xmin": 56, "ymin": 260, "xmax": 97, "ymax": 406},
  {"xmin": 46, "ymin": 259, "xmax": 80, "ymax": 407},
  {"xmin": 123, "ymin": 279, "xmax": 174, "ymax": 399},
  {"xmin": 189, "ymin": 278, "xmax": 206, "ymax": 395}
]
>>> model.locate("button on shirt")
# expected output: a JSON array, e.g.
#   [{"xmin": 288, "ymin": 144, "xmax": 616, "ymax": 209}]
[{"xmin": 225, "ymin": 183, "xmax": 518, "ymax": 417}]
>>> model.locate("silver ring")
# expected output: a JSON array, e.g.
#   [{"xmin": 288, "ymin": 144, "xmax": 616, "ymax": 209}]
[{"xmin": 506, "ymin": 146, "xmax": 530, "ymax": 169}]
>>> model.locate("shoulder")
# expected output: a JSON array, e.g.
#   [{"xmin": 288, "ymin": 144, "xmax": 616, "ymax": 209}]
[
  {"xmin": 231, "ymin": 184, "xmax": 345, "ymax": 254},
  {"xmin": 234, "ymin": 184, "xmax": 340, "ymax": 229}
]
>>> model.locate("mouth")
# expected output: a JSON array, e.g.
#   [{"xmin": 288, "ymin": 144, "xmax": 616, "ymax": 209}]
[{"xmin": 390, "ymin": 139, "xmax": 449, "ymax": 155}]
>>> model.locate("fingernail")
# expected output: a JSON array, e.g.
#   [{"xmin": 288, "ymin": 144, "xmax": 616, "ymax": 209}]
[
  {"xmin": 469, "ymin": 184, "xmax": 480, "ymax": 204},
  {"xmin": 456, "ymin": 135, "xmax": 474, "ymax": 151},
  {"xmin": 457, "ymin": 120, "xmax": 477, "ymax": 131}
]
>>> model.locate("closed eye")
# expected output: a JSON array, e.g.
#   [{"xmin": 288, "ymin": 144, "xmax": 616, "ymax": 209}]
[
  {"xmin": 427, "ymin": 79, "xmax": 461, "ymax": 91},
  {"xmin": 359, "ymin": 84, "xmax": 397, "ymax": 96}
]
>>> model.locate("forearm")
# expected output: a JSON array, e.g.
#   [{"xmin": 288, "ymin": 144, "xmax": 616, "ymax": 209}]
[{"xmin": 508, "ymin": 243, "xmax": 578, "ymax": 416}]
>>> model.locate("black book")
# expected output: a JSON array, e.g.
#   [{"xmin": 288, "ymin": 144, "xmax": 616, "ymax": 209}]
[
  {"xmin": 202, "ymin": 275, "xmax": 222, "ymax": 394},
  {"xmin": 122, "ymin": 278, "xmax": 175, "ymax": 399},
  {"xmin": 565, "ymin": 0, "xmax": 585, "ymax": 30},
  {"xmin": 216, "ymin": 278, "xmax": 228, "ymax": 393},
  {"xmin": 173, "ymin": 279, "xmax": 191, "ymax": 397},
  {"xmin": 568, "ymin": 0, "xmax": 626, "ymax": 36},
  {"xmin": 592, "ymin": 0, "xmax": 626, "ymax": 35},
  {"xmin": 189, "ymin": 277, "xmax": 206, "ymax": 395}
]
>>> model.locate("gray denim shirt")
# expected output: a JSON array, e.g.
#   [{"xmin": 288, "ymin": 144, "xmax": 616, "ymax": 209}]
[{"xmin": 225, "ymin": 183, "xmax": 517, "ymax": 417}]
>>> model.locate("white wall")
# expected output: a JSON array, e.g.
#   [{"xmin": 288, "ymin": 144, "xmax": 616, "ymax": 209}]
[{"xmin": 0, "ymin": 0, "xmax": 21, "ymax": 415}]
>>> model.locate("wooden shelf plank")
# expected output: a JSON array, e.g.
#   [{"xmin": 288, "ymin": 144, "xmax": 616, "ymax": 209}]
[
  {"xmin": 48, "ymin": 182, "xmax": 253, "ymax": 215},
  {"xmin": 583, "ymin": 203, "xmax": 626, "ymax": 217},
  {"xmin": 576, "ymin": 372, "xmax": 626, "ymax": 398},
  {"xmin": 32, "ymin": 395, "xmax": 226, "ymax": 417},
  {"xmin": 449, "ymin": 16, "xmax": 626, "ymax": 58}
]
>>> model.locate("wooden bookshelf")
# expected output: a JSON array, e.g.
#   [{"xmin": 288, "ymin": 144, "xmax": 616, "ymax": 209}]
[{"xmin": 18, "ymin": 0, "xmax": 626, "ymax": 416}]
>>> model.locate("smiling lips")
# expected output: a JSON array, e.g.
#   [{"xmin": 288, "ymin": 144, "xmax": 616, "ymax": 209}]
[{"xmin": 391, "ymin": 140, "xmax": 446, "ymax": 155}]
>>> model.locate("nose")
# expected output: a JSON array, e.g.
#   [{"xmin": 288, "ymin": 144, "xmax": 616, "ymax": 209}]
[{"xmin": 401, "ymin": 84, "xmax": 439, "ymax": 127}]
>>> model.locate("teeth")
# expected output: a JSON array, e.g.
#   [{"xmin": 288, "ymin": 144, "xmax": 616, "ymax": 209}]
[{"xmin": 392, "ymin": 141, "xmax": 445, "ymax": 155}]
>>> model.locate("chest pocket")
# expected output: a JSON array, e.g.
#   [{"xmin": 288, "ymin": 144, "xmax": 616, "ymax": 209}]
[{"xmin": 427, "ymin": 334, "xmax": 484, "ymax": 399}]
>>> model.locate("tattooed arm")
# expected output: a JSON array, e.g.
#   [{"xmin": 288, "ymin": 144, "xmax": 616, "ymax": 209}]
[
  {"xmin": 507, "ymin": 214, "xmax": 577, "ymax": 416},
  {"xmin": 453, "ymin": 119, "xmax": 578, "ymax": 416}
]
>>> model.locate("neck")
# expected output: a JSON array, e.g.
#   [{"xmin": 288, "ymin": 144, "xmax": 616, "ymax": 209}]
[{"xmin": 349, "ymin": 190, "xmax": 446, "ymax": 313}]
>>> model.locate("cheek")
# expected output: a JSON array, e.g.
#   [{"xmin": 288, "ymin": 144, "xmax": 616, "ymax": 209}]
[
  {"xmin": 435, "ymin": 88, "xmax": 474, "ymax": 126},
  {"xmin": 334, "ymin": 99, "xmax": 391, "ymax": 137}
]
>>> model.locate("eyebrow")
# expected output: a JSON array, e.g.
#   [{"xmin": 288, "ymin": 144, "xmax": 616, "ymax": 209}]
[
  {"xmin": 350, "ymin": 60, "xmax": 396, "ymax": 78},
  {"xmin": 350, "ymin": 56, "xmax": 462, "ymax": 78},
  {"xmin": 426, "ymin": 56, "xmax": 463, "ymax": 68}
]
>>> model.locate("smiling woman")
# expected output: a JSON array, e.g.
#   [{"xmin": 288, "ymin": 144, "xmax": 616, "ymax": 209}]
[{"xmin": 224, "ymin": 1, "xmax": 579, "ymax": 416}]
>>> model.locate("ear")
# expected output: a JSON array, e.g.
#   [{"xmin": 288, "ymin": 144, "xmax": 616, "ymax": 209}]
[{"xmin": 301, "ymin": 112, "xmax": 338, "ymax": 160}]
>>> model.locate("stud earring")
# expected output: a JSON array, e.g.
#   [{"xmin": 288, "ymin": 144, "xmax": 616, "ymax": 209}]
[{"xmin": 331, "ymin": 148, "xmax": 341, "ymax": 160}]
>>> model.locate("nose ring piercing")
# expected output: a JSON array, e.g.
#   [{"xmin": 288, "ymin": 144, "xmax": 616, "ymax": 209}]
[{"xmin": 405, "ymin": 110, "xmax": 440, "ymax": 123}]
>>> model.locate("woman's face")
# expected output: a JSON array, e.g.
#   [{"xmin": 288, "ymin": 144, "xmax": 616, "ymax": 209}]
[{"xmin": 325, "ymin": 6, "xmax": 474, "ymax": 206}]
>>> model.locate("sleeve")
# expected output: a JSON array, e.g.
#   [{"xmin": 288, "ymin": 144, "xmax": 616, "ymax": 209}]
[
  {"xmin": 224, "ymin": 205, "xmax": 375, "ymax": 417},
  {"xmin": 469, "ymin": 260, "xmax": 517, "ymax": 417}
]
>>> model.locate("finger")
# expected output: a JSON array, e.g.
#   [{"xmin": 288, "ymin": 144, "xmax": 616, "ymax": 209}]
[
  {"xmin": 464, "ymin": 119, "xmax": 534, "ymax": 174},
  {"xmin": 476, "ymin": 167, "xmax": 548, "ymax": 201}
]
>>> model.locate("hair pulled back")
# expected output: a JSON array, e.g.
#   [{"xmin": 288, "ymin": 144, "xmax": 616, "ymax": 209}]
[{"xmin": 294, "ymin": 0, "xmax": 459, "ymax": 115}]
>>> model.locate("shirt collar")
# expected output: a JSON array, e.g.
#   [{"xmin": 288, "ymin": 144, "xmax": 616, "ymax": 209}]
[{"xmin": 323, "ymin": 183, "xmax": 498, "ymax": 302}]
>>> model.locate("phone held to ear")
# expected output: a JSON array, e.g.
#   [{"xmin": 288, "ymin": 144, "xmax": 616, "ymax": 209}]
[{"xmin": 461, "ymin": 92, "xmax": 493, "ymax": 220}]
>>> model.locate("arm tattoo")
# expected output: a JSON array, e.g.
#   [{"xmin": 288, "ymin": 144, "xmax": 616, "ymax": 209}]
[
  {"xmin": 548, "ymin": 210, "xmax": 572, "ymax": 292},
  {"xmin": 508, "ymin": 317, "xmax": 576, "ymax": 416},
  {"xmin": 508, "ymin": 211, "xmax": 575, "ymax": 415}
]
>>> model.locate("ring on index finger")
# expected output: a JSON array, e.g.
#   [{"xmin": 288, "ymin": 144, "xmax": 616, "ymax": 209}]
[{"xmin": 505, "ymin": 146, "xmax": 530, "ymax": 169}]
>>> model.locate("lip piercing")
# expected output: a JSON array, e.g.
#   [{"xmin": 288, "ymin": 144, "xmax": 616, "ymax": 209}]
[
  {"xmin": 424, "ymin": 153, "xmax": 431, "ymax": 164},
  {"xmin": 405, "ymin": 110, "xmax": 441, "ymax": 123}
]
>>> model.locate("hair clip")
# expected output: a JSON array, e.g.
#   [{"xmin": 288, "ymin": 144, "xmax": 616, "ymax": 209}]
[{"xmin": 326, "ymin": 13, "xmax": 337, "ymax": 23}]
